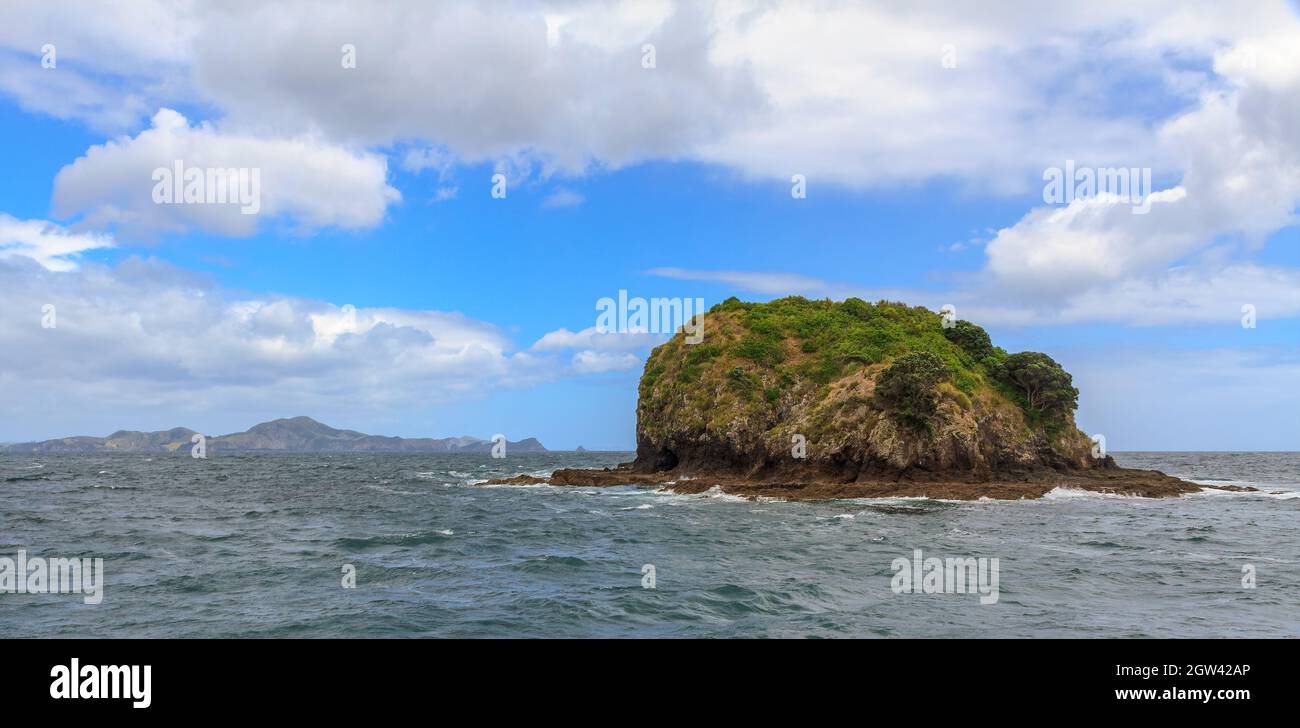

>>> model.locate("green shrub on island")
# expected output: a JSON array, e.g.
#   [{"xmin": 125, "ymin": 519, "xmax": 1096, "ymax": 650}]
[{"xmin": 874, "ymin": 351, "xmax": 950, "ymax": 429}]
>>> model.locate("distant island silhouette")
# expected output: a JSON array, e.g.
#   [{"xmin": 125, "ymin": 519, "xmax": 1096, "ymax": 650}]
[{"xmin": 1, "ymin": 416, "xmax": 546, "ymax": 454}]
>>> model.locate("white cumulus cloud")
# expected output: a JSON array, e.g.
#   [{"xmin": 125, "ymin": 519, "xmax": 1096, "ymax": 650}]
[
  {"xmin": 0, "ymin": 214, "xmax": 113, "ymax": 271},
  {"xmin": 11, "ymin": 1, "xmax": 1294, "ymax": 189},
  {"xmin": 52, "ymin": 108, "xmax": 400, "ymax": 237},
  {"xmin": 570, "ymin": 350, "xmax": 641, "ymax": 374},
  {"xmin": 531, "ymin": 326, "xmax": 666, "ymax": 352},
  {"xmin": 0, "ymin": 255, "xmax": 559, "ymax": 439}
]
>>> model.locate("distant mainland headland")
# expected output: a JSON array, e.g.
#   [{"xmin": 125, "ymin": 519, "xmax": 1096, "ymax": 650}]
[
  {"xmin": 1, "ymin": 416, "xmax": 546, "ymax": 454},
  {"xmin": 489, "ymin": 296, "xmax": 1255, "ymax": 500}
]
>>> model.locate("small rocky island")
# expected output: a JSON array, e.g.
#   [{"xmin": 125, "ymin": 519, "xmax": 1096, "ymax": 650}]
[{"xmin": 490, "ymin": 297, "xmax": 1249, "ymax": 500}]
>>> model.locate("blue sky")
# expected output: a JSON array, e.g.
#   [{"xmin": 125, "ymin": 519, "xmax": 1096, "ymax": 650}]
[{"xmin": 0, "ymin": 2, "xmax": 1297, "ymax": 450}]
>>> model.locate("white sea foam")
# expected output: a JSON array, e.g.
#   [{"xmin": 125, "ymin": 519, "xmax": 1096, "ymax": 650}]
[
  {"xmin": 1040, "ymin": 486, "xmax": 1153, "ymax": 500},
  {"xmin": 646, "ymin": 485, "xmax": 749, "ymax": 504},
  {"xmin": 477, "ymin": 480, "xmax": 551, "ymax": 489},
  {"xmin": 698, "ymin": 485, "xmax": 749, "ymax": 502},
  {"xmin": 845, "ymin": 495, "xmax": 949, "ymax": 504}
]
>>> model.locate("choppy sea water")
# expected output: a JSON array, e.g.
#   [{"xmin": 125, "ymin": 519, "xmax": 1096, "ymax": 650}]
[{"xmin": 1, "ymin": 451, "xmax": 1297, "ymax": 638}]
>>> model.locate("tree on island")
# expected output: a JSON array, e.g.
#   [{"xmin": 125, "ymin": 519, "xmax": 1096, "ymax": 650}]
[
  {"xmin": 874, "ymin": 351, "xmax": 950, "ymax": 429},
  {"xmin": 999, "ymin": 351, "xmax": 1078, "ymax": 419},
  {"xmin": 942, "ymin": 320, "xmax": 994, "ymax": 361}
]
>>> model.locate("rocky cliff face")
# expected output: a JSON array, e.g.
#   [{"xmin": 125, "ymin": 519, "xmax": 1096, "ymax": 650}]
[{"xmin": 632, "ymin": 297, "xmax": 1110, "ymax": 483}]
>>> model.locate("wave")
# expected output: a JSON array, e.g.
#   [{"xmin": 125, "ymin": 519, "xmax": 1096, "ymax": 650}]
[
  {"xmin": 1041, "ymin": 486, "xmax": 1152, "ymax": 500},
  {"xmin": 4, "ymin": 472, "xmax": 50, "ymax": 483},
  {"xmin": 476, "ymin": 479, "xmax": 552, "ymax": 489},
  {"xmin": 365, "ymin": 484, "xmax": 421, "ymax": 496},
  {"xmin": 646, "ymin": 484, "xmax": 753, "ymax": 502},
  {"xmin": 696, "ymin": 485, "xmax": 749, "ymax": 502},
  {"xmin": 334, "ymin": 530, "xmax": 455, "ymax": 548},
  {"xmin": 509, "ymin": 555, "xmax": 590, "ymax": 573}
]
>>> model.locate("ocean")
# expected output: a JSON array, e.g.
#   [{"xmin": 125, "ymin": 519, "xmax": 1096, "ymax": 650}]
[{"xmin": 1, "ymin": 451, "xmax": 1297, "ymax": 638}]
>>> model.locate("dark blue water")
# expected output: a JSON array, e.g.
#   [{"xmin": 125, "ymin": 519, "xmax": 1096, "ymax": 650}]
[{"xmin": 2, "ymin": 451, "xmax": 1297, "ymax": 637}]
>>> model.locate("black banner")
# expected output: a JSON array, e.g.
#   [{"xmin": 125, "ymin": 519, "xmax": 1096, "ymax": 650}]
[{"xmin": 1, "ymin": 638, "xmax": 1282, "ymax": 716}]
